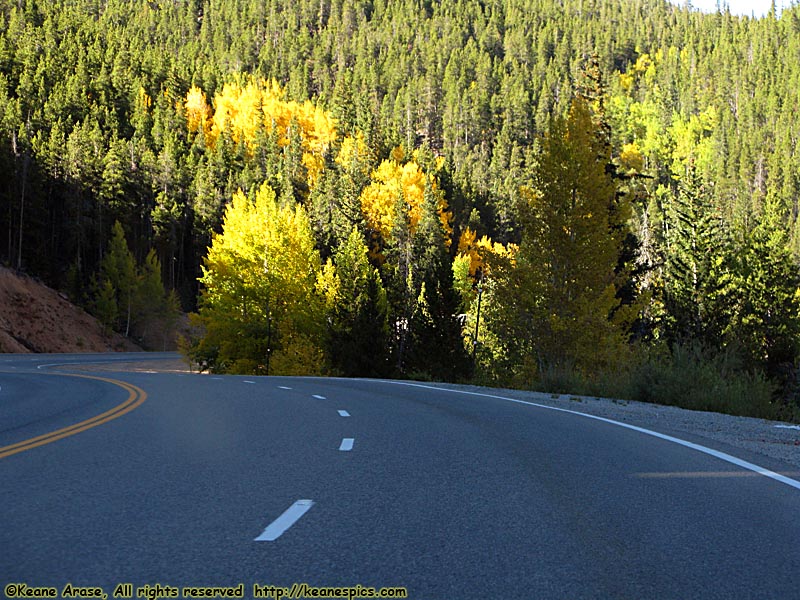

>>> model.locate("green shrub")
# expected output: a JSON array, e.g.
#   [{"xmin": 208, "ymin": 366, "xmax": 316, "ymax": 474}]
[
  {"xmin": 531, "ymin": 361, "xmax": 634, "ymax": 401},
  {"xmin": 518, "ymin": 342, "xmax": 782, "ymax": 420},
  {"xmin": 630, "ymin": 342, "xmax": 777, "ymax": 419}
]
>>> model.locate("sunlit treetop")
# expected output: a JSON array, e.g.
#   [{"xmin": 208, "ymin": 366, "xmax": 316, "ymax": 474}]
[
  {"xmin": 360, "ymin": 147, "xmax": 452, "ymax": 247},
  {"xmin": 185, "ymin": 77, "xmax": 337, "ymax": 186},
  {"xmin": 336, "ymin": 132, "xmax": 373, "ymax": 177},
  {"xmin": 456, "ymin": 227, "xmax": 517, "ymax": 277}
]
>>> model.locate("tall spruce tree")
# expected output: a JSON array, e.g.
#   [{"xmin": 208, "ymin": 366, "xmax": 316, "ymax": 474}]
[
  {"xmin": 93, "ymin": 221, "xmax": 137, "ymax": 337},
  {"xmin": 404, "ymin": 178, "xmax": 473, "ymax": 381},
  {"xmin": 728, "ymin": 201, "xmax": 800, "ymax": 386},
  {"xmin": 489, "ymin": 97, "xmax": 636, "ymax": 379},
  {"xmin": 663, "ymin": 163, "xmax": 733, "ymax": 347},
  {"xmin": 320, "ymin": 225, "xmax": 391, "ymax": 377}
]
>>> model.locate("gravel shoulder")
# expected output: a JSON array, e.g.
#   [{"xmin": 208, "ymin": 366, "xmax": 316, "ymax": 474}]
[{"xmin": 435, "ymin": 382, "xmax": 800, "ymax": 471}]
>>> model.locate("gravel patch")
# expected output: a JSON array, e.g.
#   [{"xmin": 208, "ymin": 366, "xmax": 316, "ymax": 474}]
[{"xmin": 433, "ymin": 382, "xmax": 800, "ymax": 470}]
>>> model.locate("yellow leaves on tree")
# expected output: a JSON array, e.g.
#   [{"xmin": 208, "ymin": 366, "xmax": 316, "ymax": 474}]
[
  {"xmin": 360, "ymin": 148, "xmax": 452, "ymax": 255},
  {"xmin": 184, "ymin": 78, "xmax": 337, "ymax": 187},
  {"xmin": 453, "ymin": 227, "xmax": 517, "ymax": 311},
  {"xmin": 137, "ymin": 87, "xmax": 152, "ymax": 112},
  {"xmin": 191, "ymin": 183, "xmax": 325, "ymax": 375},
  {"xmin": 360, "ymin": 157, "xmax": 425, "ymax": 239},
  {"xmin": 211, "ymin": 80, "xmax": 265, "ymax": 145},
  {"xmin": 669, "ymin": 105, "xmax": 718, "ymax": 178},
  {"xmin": 456, "ymin": 227, "xmax": 517, "ymax": 277},
  {"xmin": 185, "ymin": 86, "xmax": 211, "ymax": 135},
  {"xmin": 619, "ymin": 142, "xmax": 644, "ymax": 173},
  {"xmin": 336, "ymin": 132, "xmax": 373, "ymax": 177}
]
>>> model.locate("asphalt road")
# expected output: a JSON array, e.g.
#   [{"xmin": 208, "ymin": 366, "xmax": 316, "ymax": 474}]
[{"xmin": 1, "ymin": 353, "xmax": 799, "ymax": 599}]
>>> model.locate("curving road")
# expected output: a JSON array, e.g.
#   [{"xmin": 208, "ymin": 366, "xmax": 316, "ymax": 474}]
[{"xmin": 1, "ymin": 353, "xmax": 799, "ymax": 599}]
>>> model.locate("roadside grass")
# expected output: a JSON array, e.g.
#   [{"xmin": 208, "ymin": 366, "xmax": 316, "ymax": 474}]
[
  {"xmin": 518, "ymin": 342, "xmax": 798, "ymax": 422},
  {"xmin": 629, "ymin": 343, "xmax": 779, "ymax": 420}
]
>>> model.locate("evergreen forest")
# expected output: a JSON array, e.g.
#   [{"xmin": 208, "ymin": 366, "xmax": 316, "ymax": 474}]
[{"xmin": 2, "ymin": 0, "xmax": 800, "ymax": 418}]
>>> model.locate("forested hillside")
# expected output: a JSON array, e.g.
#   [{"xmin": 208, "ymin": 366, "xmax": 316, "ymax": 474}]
[{"xmin": 2, "ymin": 0, "xmax": 799, "ymax": 417}]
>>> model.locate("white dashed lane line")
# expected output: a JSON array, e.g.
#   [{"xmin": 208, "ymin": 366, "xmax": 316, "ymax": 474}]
[
  {"xmin": 312, "ymin": 395, "xmax": 326, "ymax": 400},
  {"xmin": 339, "ymin": 438, "xmax": 354, "ymax": 451},
  {"xmin": 337, "ymin": 410, "xmax": 350, "ymax": 417},
  {"xmin": 243, "ymin": 380, "xmax": 255, "ymax": 384},
  {"xmin": 254, "ymin": 499, "xmax": 315, "ymax": 542},
  {"xmin": 278, "ymin": 386, "xmax": 292, "ymax": 390}
]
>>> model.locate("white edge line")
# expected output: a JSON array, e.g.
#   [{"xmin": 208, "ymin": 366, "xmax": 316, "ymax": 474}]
[
  {"xmin": 337, "ymin": 410, "xmax": 350, "ymax": 417},
  {"xmin": 383, "ymin": 380, "xmax": 800, "ymax": 492},
  {"xmin": 254, "ymin": 499, "xmax": 314, "ymax": 541},
  {"xmin": 339, "ymin": 438, "xmax": 354, "ymax": 451}
]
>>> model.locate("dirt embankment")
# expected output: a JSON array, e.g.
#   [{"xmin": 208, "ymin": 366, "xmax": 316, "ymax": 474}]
[{"xmin": 0, "ymin": 265, "xmax": 141, "ymax": 353}]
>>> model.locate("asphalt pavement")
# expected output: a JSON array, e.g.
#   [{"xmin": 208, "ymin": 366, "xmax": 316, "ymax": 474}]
[{"xmin": 1, "ymin": 353, "xmax": 799, "ymax": 599}]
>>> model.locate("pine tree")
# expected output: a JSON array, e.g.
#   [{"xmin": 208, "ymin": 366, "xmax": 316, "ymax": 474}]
[
  {"xmin": 133, "ymin": 249, "xmax": 179, "ymax": 349},
  {"xmin": 728, "ymin": 200, "xmax": 800, "ymax": 385},
  {"xmin": 95, "ymin": 221, "xmax": 137, "ymax": 337},
  {"xmin": 404, "ymin": 177, "xmax": 472, "ymax": 381},
  {"xmin": 663, "ymin": 163, "xmax": 733, "ymax": 347},
  {"xmin": 320, "ymin": 225, "xmax": 391, "ymax": 377},
  {"xmin": 93, "ymin": 278, "xmax": 118, "ymax": 335},
  {"xmin": 489, "ymin": 97, "xmax": 635, "ymax": 379}
]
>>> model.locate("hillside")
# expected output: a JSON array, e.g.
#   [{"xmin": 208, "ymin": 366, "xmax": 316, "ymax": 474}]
[
  {"xmin": 0, "ymin": 266, "xmax": 140, "ymax": 353},
  {"xmin": 1, "ymin": 0, "xmax": 799, "ymax": 416}
]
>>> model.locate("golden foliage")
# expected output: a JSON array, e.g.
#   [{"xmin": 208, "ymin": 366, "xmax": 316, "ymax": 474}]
[
  {"xmin": 456, "ymin": 227, "xmax": 517, "ymax": 277},
  {"xmin": 336, "ymin": 132, "xmax": 372, "ymax": 175},
  {"xmin": 184, "ymin": 77, "xmax": 337, "ymax": 188},
  {"xmin": 360, "ymin": 147, "xmax": 452, "ymax": 246},
  {"xmin": 360, "ymin": 151, "xmax": 425, "ymax": 239},
  {"xmin": 137, "ymin": 87, "xmax": 152, "ymax": 111},
  {"xmin": 185, "ymin": 85, "xmax": 211, "ymax": 134},
  {"xmin": 619, "ymin": 142, "xmax": 644, "ymax": 173},
  {"xmin": 194, "ymin": 184, "xmax": 325, "ymax": 374},
  {"xmin": 209, "ymin": 79, "xmax": 266, "ymax": 146}
]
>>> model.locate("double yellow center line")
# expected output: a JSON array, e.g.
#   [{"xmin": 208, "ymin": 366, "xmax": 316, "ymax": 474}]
[{"xmin": 0, "ymin": 373, "xmax": 147, "ymax": 460}]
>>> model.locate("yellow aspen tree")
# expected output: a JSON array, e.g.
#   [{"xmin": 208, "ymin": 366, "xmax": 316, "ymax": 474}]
[
  {"xmin": 189, "ymin": 184, "xmax": 326, "ymax": 374},
  {"xmin": 335, "ymin": 133, "xmax": 373, "ymax": 176},
  {"xmin": 189, "ymin": 77, "xmax": 337, "ymax": 191},
  {"xmin": 208, "ymin": 80, "xmax": 263, "ymax": 147},
  {"xmin": 360, "ymin": 148, "xmax": 451, "ymax": 257},
  {"xmin": 185, "ymin": 85, "xmax": 211, "ymax": 136},
  {"xmin": 455, "ymin": 227, "xmax": 516, "ymax": 278}
]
